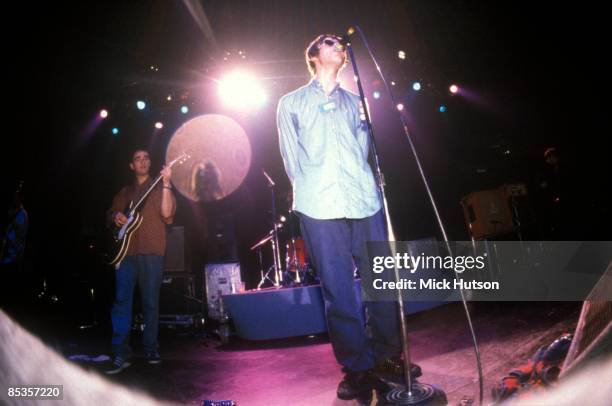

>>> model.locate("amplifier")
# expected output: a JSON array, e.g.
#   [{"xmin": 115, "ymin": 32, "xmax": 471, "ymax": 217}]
[
  {"xmin": 461, "ymin": 188, "xmax": 513, "ymax": 239},
  {"xmin": 159, "ymin": 272, "xmax": 201, "ymax": 316}
]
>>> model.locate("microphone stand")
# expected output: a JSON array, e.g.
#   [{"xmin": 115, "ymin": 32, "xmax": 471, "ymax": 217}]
[
  {"xmin": 344, "ymin": 28, "xmax": 448, "ymax": 405},
  {"xmin": 263, "ymin": 170, "xmax": 283, "ymax": 287}
]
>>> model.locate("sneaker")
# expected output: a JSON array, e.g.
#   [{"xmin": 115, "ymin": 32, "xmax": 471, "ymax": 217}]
[
  {"xmin": 104, "ymin": 356, "xmax": 131, "ymax": 375},
  {"xmin": 145, "ymin": 351, "xmax": 161, "ymax": 364},
  {"xmin": 337, "ymin": 369, "xmax": 388, "ymax": 400}
]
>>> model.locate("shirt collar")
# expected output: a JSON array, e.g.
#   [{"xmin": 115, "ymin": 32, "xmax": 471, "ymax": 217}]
[
  {"xmin": 310, "ymin": 78, "xmax": 340, "ymax": 96},
  {"xmin": 133, "ymin": 176, "xmax": 153, "ymax": 189}
]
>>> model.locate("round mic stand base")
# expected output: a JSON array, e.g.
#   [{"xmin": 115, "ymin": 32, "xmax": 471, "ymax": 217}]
[{"xmin": 379, "ymin": 382, "xmax": 447, "ymax": 406}]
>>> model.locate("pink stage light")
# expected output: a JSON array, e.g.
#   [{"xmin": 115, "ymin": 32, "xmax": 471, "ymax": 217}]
[
  {"xmin": 99, "ymin": 109, "xmax": 108, "ymax": 118},
  {"xmin": 449, "ymin": 84, "xmax": 459, "ymax": 94}
]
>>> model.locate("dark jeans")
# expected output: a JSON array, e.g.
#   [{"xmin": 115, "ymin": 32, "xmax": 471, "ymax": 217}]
[
  {"xmin": 299, "ymin": 210, "xmax": 401, "ymax": 372},
  {"xmin": 111, "ymin": 255, "xmax": 163, "ymax": 358}
]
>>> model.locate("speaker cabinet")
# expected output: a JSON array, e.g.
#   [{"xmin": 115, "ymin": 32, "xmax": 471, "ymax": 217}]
[{"xmin": 164, "ymin": 226, "xmax": 187, "ymax": 272}]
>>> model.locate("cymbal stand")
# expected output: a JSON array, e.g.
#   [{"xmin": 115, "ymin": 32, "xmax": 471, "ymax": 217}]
[
  {"xmin": 256, "ymin": 245, "xmax": 274, "ymax": 289},
  {"xmin": 263, "ymin": 170, "xmax": 282, "ymax": 286}
]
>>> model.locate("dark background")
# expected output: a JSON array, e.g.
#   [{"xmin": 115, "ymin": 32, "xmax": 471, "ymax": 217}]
[{"xmin": 2, "ymin": 1, "xmax": 609, "ymax": 304}]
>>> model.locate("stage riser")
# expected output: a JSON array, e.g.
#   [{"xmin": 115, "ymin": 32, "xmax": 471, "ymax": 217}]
[{"xmin": 223, "ymin": 281, "xmax": 445, "ymax": 340}]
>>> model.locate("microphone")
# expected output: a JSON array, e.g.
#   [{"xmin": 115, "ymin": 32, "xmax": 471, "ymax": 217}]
[
  {"xmin": 335, "ymin": 36, "xmax": 350, "ymax": 51},
  {"xmin": 262, "ymin": 170, "xmax": 275, "ymax": 187},
  {"xmin": 336, "ymin": 26, "xmax": 355, "ymax": 50}
]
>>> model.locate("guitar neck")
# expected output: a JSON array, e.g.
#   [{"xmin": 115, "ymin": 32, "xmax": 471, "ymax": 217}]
[
  {"xmin": 127, "ymin": 153, "xmax": 187, "ymax": 216},
  {"xmin": 129, "ymin": 175, "xmax": 163, "ymax": 216}
]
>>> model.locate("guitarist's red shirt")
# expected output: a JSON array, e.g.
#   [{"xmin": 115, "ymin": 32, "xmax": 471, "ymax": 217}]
[{"xmin": 107, "ymin": 177, "xmax": 176, "ymax": 256}]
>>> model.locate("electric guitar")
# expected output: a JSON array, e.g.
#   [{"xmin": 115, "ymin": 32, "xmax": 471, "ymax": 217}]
[{"xmin": 107, "ymin": 152, "xmax": 189, "ymax": 268}]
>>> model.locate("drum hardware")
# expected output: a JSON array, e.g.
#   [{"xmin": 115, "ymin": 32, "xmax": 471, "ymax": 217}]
[{"xmin": 251, "ymin": 223, "xmax": 284, "ymax": 289}]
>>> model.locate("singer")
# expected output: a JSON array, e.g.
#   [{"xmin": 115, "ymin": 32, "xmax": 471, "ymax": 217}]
[{"xmin": 277, "ymin": 34, "xmax": 419, "ymax": 400}]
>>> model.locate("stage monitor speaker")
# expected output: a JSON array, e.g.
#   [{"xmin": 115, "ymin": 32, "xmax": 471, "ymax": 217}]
[
  {"xmin": 164, "ymin": 226, "xmax": 186, "ymax": 272},
  {"xmin": 461, "ymin": 187, "xmax": 514, "ymax": 239},
  {"xmin": 204, "ymin": 262, "xmax": 242, "ymax": 320}
]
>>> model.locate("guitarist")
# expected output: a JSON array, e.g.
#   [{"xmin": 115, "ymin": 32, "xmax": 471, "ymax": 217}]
[{"xmin": 105, "ymin": 149, "xmax": 176, "ymax": 374}]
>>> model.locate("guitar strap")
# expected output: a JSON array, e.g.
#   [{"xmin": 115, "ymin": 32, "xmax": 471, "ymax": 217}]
[{"xmin": 129, "ymin": 178, "xmax": 156, "ymax": 214}]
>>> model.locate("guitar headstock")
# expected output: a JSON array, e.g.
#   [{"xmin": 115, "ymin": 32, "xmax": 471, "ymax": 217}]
[{"xmin": 167, "ymin": 151, "xmax": 191, "ymax": 168}]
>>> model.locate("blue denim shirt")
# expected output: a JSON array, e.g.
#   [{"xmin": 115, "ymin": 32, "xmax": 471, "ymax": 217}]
[{"xmin": 277, "ymin": 79, "xmax": 381, "ymax": 220}]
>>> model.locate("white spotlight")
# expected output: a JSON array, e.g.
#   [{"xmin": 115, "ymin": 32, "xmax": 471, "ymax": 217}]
[{"xmin": 218, "ymin": 71, "xmax": 267, "ymax": 111}]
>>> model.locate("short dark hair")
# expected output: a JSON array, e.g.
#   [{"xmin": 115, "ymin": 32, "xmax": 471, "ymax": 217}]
[
  {"xmin": 130, "ymin": 148, "xmax": 150, "ymax": 162},
  {"xmin": 305, "ymin": 34, "xmax": 346, "ymax": 77}
]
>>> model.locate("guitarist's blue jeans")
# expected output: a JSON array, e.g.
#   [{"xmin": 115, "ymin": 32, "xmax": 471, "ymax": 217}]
[
  {"xmin": 111, "ymin": 255, "xmax": 163, "ymax": 358},
  {"xmin": 298, "ymin": 209, "xmax": 401, "ymax": 372}
]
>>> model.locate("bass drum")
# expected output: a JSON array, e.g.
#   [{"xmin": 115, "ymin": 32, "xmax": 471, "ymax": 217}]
[{"xmin": 285, "ymin": 238, "xmax": 309, "ymax": 272}]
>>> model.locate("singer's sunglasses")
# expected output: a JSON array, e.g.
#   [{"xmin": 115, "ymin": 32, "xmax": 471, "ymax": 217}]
[{"xmin": 320, "ymin": 37, "xmax": 342, "ymax": 47}]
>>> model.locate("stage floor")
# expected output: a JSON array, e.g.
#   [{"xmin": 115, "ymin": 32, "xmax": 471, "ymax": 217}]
[{"xmin": 6, "ymin": 301, "xmax": 580, "ymax": 405}]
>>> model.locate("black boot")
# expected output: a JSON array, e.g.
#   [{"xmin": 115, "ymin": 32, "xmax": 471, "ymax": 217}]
[
  {"xmin": 374, "ymin": 357, "xmax": 422, "ymax": 386},
  {"xmin": 337, "ymin": 369, "xmax": 388, "ymax": 400}
]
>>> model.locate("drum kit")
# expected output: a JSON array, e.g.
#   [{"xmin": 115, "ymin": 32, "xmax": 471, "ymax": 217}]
[
  {"xmin": 249, "ymin": 211, "xmax": 317, "ymax": 289},
  {"xmin": 167, "ymin": 114, "xmax": 316, "ymax": 291},
  {"xmin": 249, "ymin": 171, "xmax": 317, "ymax": 289}
]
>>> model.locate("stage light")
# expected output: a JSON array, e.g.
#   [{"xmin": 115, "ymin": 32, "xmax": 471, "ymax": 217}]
[
  {"xmin": 449, "ymin": 84, "xmax": 459, "ymax": 94},
  {"xmin": 166, "ymin": 95, "xmax": 173, "ymax": 101},
  {"xmin": 398, "ymin": 50, "xmax": 406, "ymax": 60},
  {"xmin": 438, "ymin": 105, "xmax": 447, "ymax": 113},
  {"xmin": 99, "ymin": 109, "xmax": 108, "ymax": 118},
  {"xmin": 396, "ymin": 103, "xmax": 404, "ymax": 111},
  {"xmin": 180, "ymin": 105, "xmax": 189, "ymax": 114},
  {"xmin": 136, "ymin": 100, "xmax": 146, "ymax": 110},
  {"xmin": 218, "ymin": 71, "xmax": 267, "ymax": 111},
  {"xmin": 373, "ymin": 91, "xmax": 381, "ymax": 99},
  {"xmin": 155, "ymin": 122, "xmax": 163, "ymax": 129},
  {"xmin": 412, "ymin": 82, "xmax": 422, "ymax": 91},
  {"xmin": 112, "ymin": 127, "xmax": 119, "ymax": 135}
]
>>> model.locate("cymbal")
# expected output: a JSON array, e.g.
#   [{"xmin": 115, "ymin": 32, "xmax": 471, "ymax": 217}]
[
  {"xmin": 166, "ymin": 114, "xmax": 252, "ymax": 202},
  {"xmin": 250, "ymin": 234, "xmax": 273, "ymax": 251},
  {"xmin": 249, "ymin": 223, "xmax": 284, "ymax": 251}
]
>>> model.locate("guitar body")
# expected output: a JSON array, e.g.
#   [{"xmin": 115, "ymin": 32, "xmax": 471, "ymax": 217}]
[{"xmin": 108, "ymin": 211, "xmax": 143, "ymax": 268}]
